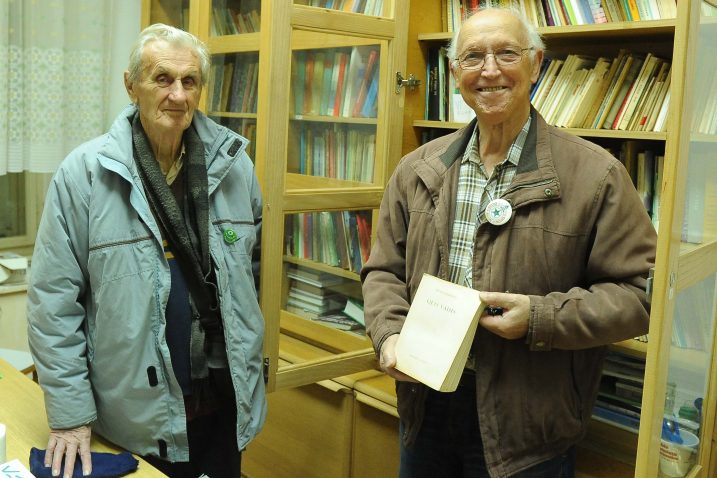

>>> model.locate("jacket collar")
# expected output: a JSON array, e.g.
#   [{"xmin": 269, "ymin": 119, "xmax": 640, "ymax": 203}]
[
  {"xmin": 97, "ymin": 104, "xmax": 248, "ymax": 195},
  {"xmin": 412, "ymin": 108, "xmax": 561, "ymax": 208}
]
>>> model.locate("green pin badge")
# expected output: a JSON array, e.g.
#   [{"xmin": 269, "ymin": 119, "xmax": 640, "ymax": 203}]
[{"xmin": 223, "ymin": 228, "xmax": 239, "ymax": 244}]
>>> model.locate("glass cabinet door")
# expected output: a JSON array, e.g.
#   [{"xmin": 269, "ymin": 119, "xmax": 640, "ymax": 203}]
[
  {"xmin": 636, "ymin": 2, "xmax": 717, "ymax": 477},
  {"xmin": 257, "ymin": 0, "xmax": 409, "ymax": 392}
]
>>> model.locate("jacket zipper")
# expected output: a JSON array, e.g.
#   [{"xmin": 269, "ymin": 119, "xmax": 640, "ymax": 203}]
[{"xmin": 89, "ymin": 234, "xmax": 154, "ymax": 252}]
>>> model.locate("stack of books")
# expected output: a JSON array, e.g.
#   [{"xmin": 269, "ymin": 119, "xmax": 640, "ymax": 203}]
[{"xmin": 285, "ymin": 266, "xmax": 365, "ymax": 332}]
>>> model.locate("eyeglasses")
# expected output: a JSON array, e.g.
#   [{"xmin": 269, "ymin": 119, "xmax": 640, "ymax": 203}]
[{"xmin": 455, "ymin": 47, "xmax": 534, "ymax": 71}]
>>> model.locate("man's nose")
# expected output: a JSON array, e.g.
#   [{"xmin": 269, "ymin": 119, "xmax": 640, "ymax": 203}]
[
  {"xmin": 481, "ymin": 54, "xmax": 501, "ymax": 76},
  {"xmin": 168, "ymin": 79, "xmax": 187, "ymax": 101}
]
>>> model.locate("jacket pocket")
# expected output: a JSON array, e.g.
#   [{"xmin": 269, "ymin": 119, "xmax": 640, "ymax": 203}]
[{"xmin": 213, "ymin": 220, "xmax": 256, "ymax": 256}]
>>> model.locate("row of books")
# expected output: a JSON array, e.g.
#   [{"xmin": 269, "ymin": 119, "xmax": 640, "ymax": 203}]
[
  {"xmin": 209, "ymin": 54, "xmax": 259, "ymax": 114},
  {"xmin": 285, "ymin": 266, "xmax": 365, "ymax": 332},
  {"xmin": 532, "ymin": 50, "xmax": 671, "ymax": 132},
  {"xmin": 210, "ymin": 0, "xmax": 261, "ymax": 36},
  {"xmin": 293, "ymin": 123, "xmax": 376, "ymax": 182},
  {"xmin": 593, "ymin": 351, "xmax": 645, "ymax": 432},
  {"xmin": 286, "ymin": 210, "xmax": 372, "ymax": 273},
  {"xmin": 425, "ymin": 46, "xmax": 475, "ymax": 123},
  {"xmin": 615, "ymin": 142, "xmax": 664, "ymax": 229},
  {"xmin": 302, "ymin": 0, "xmax": 384, "ymax": 16},
  {"xmin": 443, "ymin": 0, "xmax": 676, "ymax": 32},
  {"xmin": 523, "ymin": 0, "xmax": 677, "ymax": 27},
  {"xmin": 292, "ymin": 46, "xmax": 380, "ymax": 119}
]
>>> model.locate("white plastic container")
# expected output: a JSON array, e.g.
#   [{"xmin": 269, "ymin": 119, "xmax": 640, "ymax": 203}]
[{"xmin": 659, "ymin": 429, "xmax": 699, "ymax": 477}]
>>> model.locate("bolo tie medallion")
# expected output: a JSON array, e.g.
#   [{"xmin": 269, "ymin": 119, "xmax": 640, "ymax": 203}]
[{"xmin": 485, "ymin": 198, "xmax": 512, "ymax": 226}]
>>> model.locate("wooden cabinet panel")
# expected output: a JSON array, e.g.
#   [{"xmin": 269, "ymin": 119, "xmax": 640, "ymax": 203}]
[{"xmin": 243, "ymin": 382, "xmax": 354, "ymax": 478}]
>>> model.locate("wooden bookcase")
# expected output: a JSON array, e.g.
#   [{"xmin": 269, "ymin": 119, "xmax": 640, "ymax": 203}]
[{"xmin": 402, "ymin": 1, "xmax": 717, "ymax": 477}]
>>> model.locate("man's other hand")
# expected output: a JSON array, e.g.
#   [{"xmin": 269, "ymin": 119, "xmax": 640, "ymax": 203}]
[
  {"xmin": 479, "ymin": 292, "xmax": 530, "ymax": 340},
  {"xmin": 379, "ymin": 334, "xmax": 419, "ymax": 382},
  {"xmin": 45, "ymin": 425, "xmax": 92, "ymax": 478}
]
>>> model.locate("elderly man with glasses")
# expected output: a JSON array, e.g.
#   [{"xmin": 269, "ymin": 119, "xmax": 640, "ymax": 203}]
[{"xmin": 361, "ymin": 7, "xmax": 656, "ymax": 478}]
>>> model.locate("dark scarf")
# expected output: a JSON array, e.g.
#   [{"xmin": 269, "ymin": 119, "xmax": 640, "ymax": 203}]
[{"xmin": 131, "ymin": 114, "xmax": 223, "ymax": 339}]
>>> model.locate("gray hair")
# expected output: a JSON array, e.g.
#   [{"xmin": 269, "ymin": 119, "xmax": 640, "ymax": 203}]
[
  {"xmin": 446, "ymin": 7, "xmax": 545, "ymax": 64},
  {"xmin": 127, "ymin": 23, "xmax": 210, "ymax": 86}
]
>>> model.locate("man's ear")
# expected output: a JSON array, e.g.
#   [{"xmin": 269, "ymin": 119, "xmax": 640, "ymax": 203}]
[
  {"xmin": 531, "ymin": 49, "xmax": 544, "ymax": 84},
  {"xmin": 449, "ymin": 59, "xmax": 460, "ymax": 81},
  {"xmin": 124, "ymin": 71, "xmax": 137, "ymax": 104}
]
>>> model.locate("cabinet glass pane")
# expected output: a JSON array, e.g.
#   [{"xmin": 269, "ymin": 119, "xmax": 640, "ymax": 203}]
[
  {"xmin": 658, "ymin": 274, "xmax": 716, "ymax": 477},
  {"xmin": 282, "ymin": 209, "xmax": 373, "ymax": 334},
  {"xmin": 207, "ymin": 53, "xmax": 259, "ymax": 115},
  {"xmin": 289, "ymin": 46, "xmax": 380, "ymax": 183},
  {"xmin": 294, "ymin": 0, "xmax": 385, "ymax": 17},
  {"xmin": 210, "ymin": 0, "xmax": 261, "ymax": 35},
  {"xmin": 149, "ymin": 0, "xmax": 189, "ymax": 29}
]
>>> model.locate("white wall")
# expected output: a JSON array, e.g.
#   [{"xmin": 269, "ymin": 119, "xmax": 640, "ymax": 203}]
[{"xmin": 106, "ymin": 0, "xmax": 142, "ymax": 129}]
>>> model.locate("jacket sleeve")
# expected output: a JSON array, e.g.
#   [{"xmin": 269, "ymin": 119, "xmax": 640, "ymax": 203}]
[
  {"xmin": 27, "ymin": 162, "xmax": 97, "ymax": 429},
  {"xmin": 360, "ymin": 161, "xmax": 412, "ymax": 356},
  {"xmin": 527, "ymin": 159, "xmax": 657, "ymax": 351}
]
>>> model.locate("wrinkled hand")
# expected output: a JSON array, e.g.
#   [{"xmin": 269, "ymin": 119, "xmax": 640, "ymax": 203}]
[
  {"xmin": 479, "ymin": 292, "xmax": 531, "ymax": 340},
  {"xmin": 45, "ymin": 425, "xmax": 92, "ymax": 478},
  {"xmin": 379, "ymin": 334, "xmax": 418, "ymax": 382}
]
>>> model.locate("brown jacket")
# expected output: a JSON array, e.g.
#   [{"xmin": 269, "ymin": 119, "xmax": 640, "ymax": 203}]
[{"xmin": 361, "ymin": 110, "xmax": 656, "ymax": 477}]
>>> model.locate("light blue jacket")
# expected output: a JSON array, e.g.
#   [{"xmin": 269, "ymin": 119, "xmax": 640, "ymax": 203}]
[{"xmin": 27, "ymin": 105, "xmax": 266, "ymax": 460}]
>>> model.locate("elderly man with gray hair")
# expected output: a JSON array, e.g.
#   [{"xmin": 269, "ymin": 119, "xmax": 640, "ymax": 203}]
[
  {"xmin": 362, "ymin": 7, "xmax": 656, "ymax": 477},
  {"xmin": 28, "ymin": 23, "xmax": 265, "ymax": 478}
]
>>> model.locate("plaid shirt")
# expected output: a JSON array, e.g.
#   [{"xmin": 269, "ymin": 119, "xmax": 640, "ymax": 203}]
[{"xmin": 448, "ymin": 116, "xmax": 532, "ymax": 288}]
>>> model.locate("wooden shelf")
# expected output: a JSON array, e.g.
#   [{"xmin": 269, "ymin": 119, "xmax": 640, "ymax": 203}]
[
  {"xmin": 417, "ymin": 19, "xmax": 676, "ymax": 42},
  {"xmin": 290, "ymin": 114, "xmax": 378, "ymax": 125},
  {"xmin": 611, "ymin": 339, "xmax": 648, "ymax": 358},
  {"xmin": 283, "ymin": 255, "xmax": 361, "ymax": 281},
  {"xmin": 280, "ymin": 310, "xmax": 371, "ymax": 354},
  {"xmin": 412, "ymin": 120, "xmax": 668, "ymax": 140},
  {"xmin": 677, "ymin": 239, "xmax": 717, "ymax": 292},
  {"xmin": 206, "ymin": 32, "xmax": 260, "ymax": 53},
  {"xmin": 206, "ymin": 111, "xmax": 257, "ymax": 119}
]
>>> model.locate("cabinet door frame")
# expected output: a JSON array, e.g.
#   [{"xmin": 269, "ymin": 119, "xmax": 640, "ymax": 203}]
[{"xmin": 257, "ymin": 0, "xmax": 410, "ymax": 393}]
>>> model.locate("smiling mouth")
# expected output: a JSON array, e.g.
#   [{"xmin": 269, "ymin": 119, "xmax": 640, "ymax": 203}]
[{"xmin": 478, "ymin": 86, "xmax": 507, "ymax": 92}]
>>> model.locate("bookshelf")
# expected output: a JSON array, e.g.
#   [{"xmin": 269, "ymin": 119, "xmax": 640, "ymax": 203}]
[
  {"xmin": 403, "ymin": 0, "xmax": 717, "ymax": 476},
  {"xmin": 143, "ymin": 0, "xmax": 410, "ymax": 395}
]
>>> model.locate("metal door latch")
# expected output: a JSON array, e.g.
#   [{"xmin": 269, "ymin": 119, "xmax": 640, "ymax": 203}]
[{"xmin": 396, "ymin": 72, "xmax": 420, "ymax": 93}]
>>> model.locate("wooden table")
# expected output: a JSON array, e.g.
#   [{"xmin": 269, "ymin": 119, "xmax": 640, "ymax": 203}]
[{"xmin": 0, "ymin": 358, "xmax": 166, "ymax": 476}]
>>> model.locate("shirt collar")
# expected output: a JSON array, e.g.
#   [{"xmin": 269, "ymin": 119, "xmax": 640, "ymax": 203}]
[{"xmin": 461, "ymin": 115, "xmax": 532, "ymax": 168}]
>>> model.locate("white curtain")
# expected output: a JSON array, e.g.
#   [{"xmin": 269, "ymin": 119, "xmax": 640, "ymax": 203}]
[{"xmin": 0, "ymin": 0, "xmax": 114, "ymax": 174}]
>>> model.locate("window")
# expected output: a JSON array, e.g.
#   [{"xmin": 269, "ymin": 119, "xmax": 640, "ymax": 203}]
[{"xmin": 0, "ymin": 173, "xmax": 51, "ymax": 253}]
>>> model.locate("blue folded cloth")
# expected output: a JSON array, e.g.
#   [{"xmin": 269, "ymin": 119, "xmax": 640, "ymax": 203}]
[{"xmin": 30, "ymin": 447, "xmax": 139, "ymax": 478}]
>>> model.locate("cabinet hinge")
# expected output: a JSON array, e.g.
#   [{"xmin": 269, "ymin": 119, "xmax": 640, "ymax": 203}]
[
  {"xmin": 396, "ymin": 72, "xmax": 420, "ymax": 94},
  {"xmin": 646, "ymin": 267, "xmax": 655, "ymax": 304}
]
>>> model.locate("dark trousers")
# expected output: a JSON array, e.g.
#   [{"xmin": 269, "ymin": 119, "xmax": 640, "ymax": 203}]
[
  {"xmin": 143, "ymin": 369, "xmax": 242, "ymax": 478},
  {"xmin": 399, "ymin": 375, "xmax": 576, "ymax": 478}
]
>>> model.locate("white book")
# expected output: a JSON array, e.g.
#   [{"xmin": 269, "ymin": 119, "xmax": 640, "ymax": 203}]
[{"xmin": 395, "ymin": 274, "xmax": 486, "ymax": 392}]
